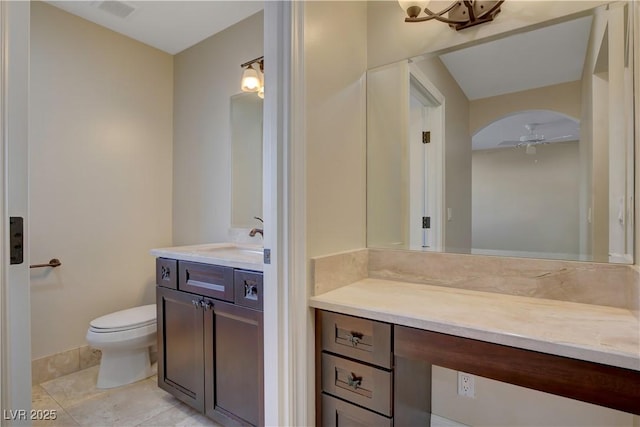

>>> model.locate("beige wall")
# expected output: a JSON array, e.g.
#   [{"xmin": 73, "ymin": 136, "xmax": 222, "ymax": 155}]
[
  {"xmin": 470, "ymin": 81, "xmax": 582, "ymax": 135},
  {"xmin": 29, "ymin": 2, "xmax": 173, "ymax": 359},
  {"xmin": 305, "ymin": 1, "xmax": 368, "ymax": 258},
  {"xmin": 472, "ymin": 142, "xmax": 581, "ymax": 257},
  {"xmin": 366, "ymin": 61, "xmax": 410, "ymax": 248},
  {"xmin": 433, "ymin": 366, "xmax": 633, "ymax": 426},
  {"xmin": 173, "ymin": 11, "xmax": 264, "ymax": 245}
]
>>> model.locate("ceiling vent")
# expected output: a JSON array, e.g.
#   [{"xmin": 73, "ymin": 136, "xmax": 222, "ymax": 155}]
[{"xmin": 93, "ymin": 1, "xmax": 137, "ymax": 19}]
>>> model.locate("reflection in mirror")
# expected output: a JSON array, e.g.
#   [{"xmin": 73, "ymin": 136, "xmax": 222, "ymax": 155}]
[
  {"xmin": 230, "ymin": 93, "xmax": 263, "ymax": 228},
  {"xmin": 367, "ymin": 3, "xmax": 634, "ymax": 263}
]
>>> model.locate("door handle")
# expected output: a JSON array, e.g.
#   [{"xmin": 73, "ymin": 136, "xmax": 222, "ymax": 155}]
[{"xmin": 30, "ymin": 258, "xmax": 62, "ymax": 269}]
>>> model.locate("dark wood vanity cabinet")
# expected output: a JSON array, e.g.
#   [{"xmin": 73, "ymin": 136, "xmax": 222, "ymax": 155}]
[
  {"xmin": 157, "ymin": 286, "xmax": 205, "ymax": 411},
  {"xmin": 316, "ymin": 310, "xmax": 396, "ymax": 427},
  {"xmin": 317, "ymin": 309, "xmax": 640, "ymax": 425},
  {"xmin": 156, "ymin": 258, "xmax": 264, "ymax": 427},
  {"xmin": 205, "ymin": 298, "xmax": 263, "ymax": 426}
]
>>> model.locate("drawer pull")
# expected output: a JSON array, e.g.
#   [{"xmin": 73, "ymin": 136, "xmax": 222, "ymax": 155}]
[
  {"xmin": 347, "ymin": 373, "xmax": 362, "ymax": 390},
  {"xmin": 160, "ymin": 265, "xmax": 171, "ymax": 281},
  {"xmin": 347, "ymin": 332, "xmax": 363, "ymax": 347}
]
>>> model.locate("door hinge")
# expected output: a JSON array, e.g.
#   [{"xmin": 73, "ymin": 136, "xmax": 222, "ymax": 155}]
[
  {"xmin": 422, "ymin": 131, "xmax": 431, "ymax": 144},
  {"xmin": 263, "ymin": 248, "xmax": 271, "ymax": 265},
  {"xmin": 10, "ymin": 217, "xmax": 24, "ymax": 265},
  {"xmin": 422, "ymin": 216, "xmax": 431, "ymax": 229}
]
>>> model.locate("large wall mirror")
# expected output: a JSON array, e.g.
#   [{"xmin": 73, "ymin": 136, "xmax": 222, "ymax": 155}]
[
  {"xmin": 230, "ymin": 92, "xmax": 263, "ymax": 228},
  {"xmin": 367, "ymin": 2, "xmax": 634, "ymax": 263}
]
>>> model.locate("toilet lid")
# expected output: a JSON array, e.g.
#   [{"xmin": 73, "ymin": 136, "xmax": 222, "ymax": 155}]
[{"xmin": 90, "ymin": 304, "xmax": 156, "ymax": 332}]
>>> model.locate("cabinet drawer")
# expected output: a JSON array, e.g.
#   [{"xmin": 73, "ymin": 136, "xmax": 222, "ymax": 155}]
[
  {"xmin": 234, "ymin": 270, "xmax": 263, "ymax": 311},
  {"xmin": 178, "ymin": 261, "xmax": 234, "ymax": 302},
  {"xmin": 321, "ymin": 393, "xmax": 392, "ymax": 427},
  {"xmin": 156, "ymin": 258, "xmax": 177, "ymax": 289},
  {"xmin": 321, "ymin": 353, "xmax": 392, "ymax": 417},
  {"xmin": 321, "ymin": 311, "xmax": 392, "ymax": 369}
]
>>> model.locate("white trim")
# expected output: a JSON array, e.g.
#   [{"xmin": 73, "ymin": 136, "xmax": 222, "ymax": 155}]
[
  {"xmin": 0, "ymin": 0, "xmax": 6, "ymax": 413},
  {"xmin": 2, "ymin": 1, "xmax": 32, "ymax": 422},
  {"xmin": 287, "ymin": 1, "xmax": 312, "ymax": 425},
  {"xmin": 263, "ymin": 1, "xmax": 297, "ymax": 424},
  {"xmin": 409, "ymin": 64, "xmax": 445, "ymax": 251}
]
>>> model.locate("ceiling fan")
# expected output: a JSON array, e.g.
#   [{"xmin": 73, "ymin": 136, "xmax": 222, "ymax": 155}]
[{"xmin": 498, "ymin": 122, "xmax": 577, "ymax": 148}]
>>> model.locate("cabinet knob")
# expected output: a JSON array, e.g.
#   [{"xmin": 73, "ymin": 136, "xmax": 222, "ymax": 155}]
[
  {"xmin": 346, "ymin": 332, "xmax": 363, "ymax": 347},
  {"xmin": 347, "ymin": 373, "xmax": 362, "ymax": 390},
  {"xmin": 200, "ymin": 300, "xmax": 212, "ymax": 310},
  {"xmin": 192, "ymin": 299, "xmax": 200, "ymax": 308}
]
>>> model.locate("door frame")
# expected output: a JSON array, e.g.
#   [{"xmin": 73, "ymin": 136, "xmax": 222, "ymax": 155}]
[
  {"xmin": 408, "ymin": 64, "xmax": 445, "ymax": 251},
  {"xmin": 262, "ymin": 1, "xmax": 309, "ymax": 425},
  {"xmin": 1, "ymin": 0, "xmax": 32, "ymax": 421}
]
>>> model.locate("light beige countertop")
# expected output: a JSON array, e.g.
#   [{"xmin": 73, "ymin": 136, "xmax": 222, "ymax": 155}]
[
  {"xmin": 150, "ymin": 243, "xmax": 264, "ymax": 272},
  {"xmin": 309, "ymin": 278, "xmax": 640, "ymax": 371}
]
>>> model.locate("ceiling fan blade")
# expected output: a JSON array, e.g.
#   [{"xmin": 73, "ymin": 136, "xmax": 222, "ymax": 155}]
[
  {"xmin": 546, "ymin": 134, "xmax": 579, "ymax": 141},
  {"xmin": 498, "ymin": 140, "xmax": 522, "ymax": 146}
]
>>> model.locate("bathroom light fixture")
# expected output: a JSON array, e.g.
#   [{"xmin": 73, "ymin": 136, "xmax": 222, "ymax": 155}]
[
  {"xmin": 241, "ymin": 56, "xmax": 264, "ymax": 96},
  {"xmin": 398, "ymin": 0, "xmax": 504, "ymax": 30}
]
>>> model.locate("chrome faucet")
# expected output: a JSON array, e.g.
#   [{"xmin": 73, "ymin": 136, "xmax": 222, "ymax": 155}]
[{"xmin": 249, "ymin": 216, "xmax": 263, "ymax": 238}]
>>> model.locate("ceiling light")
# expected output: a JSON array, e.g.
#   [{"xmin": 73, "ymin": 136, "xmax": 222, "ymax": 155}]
[
  {"xmin": 240, "ymin": 56, "xmax": 264, "ymax": 96},
  {"xmin": 399, "ymin": 0, "xmax": 504, "ymax": 31}
]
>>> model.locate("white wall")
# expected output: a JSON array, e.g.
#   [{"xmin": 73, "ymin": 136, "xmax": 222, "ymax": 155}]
[
  {"xmin": 173, "ymin": 11, "xmax": 264, "ymax": 246},
  {"xmin": 29, "ymin": 2, "xmax": 173, "ymax": 359},
  {"xmin": 305, "ymin": 1, "xmax": 368, "ymax": 258},
  {"xmin": 472, "ymin": 143, "xmax": 581, "ymax": 257}
]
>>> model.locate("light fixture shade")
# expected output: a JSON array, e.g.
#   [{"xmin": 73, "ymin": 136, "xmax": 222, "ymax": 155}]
[
  {"xmin": 258, "ymin": 85, "xmax": 264, "ymax": 99},
  {"xmin": 241, "ymin": 65, "xmax": 260, "ymax": 93},
  {"xmin": 398, "ymin": 0, "xmax": 430, "ymax": 18}
]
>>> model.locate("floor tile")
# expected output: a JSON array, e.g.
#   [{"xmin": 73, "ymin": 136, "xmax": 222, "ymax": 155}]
[
  {"xmin": 31, "ymin": 385, "xmax": 79, "ymax": 426},
  {"xmin": 137, "ymin": 401, "xmax": 221, "ymax": 427},
  {"xmin": 63, "ymin": 377, "xmax": 178, "ymax": 426},
  {"xmin": 39, "ymin": 366, "xmax": 107, "ymax": 408}
]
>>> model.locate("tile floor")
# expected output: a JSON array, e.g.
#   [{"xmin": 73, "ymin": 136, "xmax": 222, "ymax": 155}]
[{"xmin": 32, "ymin": 365, "xmax": 221, "ymax": 427}]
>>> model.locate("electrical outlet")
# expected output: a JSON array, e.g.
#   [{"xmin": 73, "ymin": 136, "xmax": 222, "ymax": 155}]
[{"xmin": 457, "ymin": 372, "xmax": 475, "ymax": 398}]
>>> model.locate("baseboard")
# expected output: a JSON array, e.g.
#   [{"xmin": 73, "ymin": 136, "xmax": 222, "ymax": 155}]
[
  {"xmin": 432, "ymin": 414, "xmax": 470, "ymax": 427},
  {"xmin": 31, "ymin": 345, "xmax": 101, "ymax": 385}
]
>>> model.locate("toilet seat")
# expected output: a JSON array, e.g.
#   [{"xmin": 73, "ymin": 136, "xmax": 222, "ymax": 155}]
[{"xmin": 89, "ymin": 304, "xmax": 156, "ymax": 333}]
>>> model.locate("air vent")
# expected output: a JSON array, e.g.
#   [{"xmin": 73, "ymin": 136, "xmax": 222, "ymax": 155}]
[{"xmin": 94, "ymin": 1, "xmax": 137, "ymax": 19}]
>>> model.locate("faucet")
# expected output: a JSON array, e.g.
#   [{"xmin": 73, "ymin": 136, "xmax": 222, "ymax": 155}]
[{"xmin": 249, "ymin": 216, "xmax": 263, "ymax": 238}]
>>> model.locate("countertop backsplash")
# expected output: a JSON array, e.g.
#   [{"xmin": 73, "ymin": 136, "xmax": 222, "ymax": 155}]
[{"xmin": 313, "ymin": 248, "xmax": 639, "ymax": 314}]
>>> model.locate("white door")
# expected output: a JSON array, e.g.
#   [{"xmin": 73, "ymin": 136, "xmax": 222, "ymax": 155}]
[
  {"xmin": 1, "ymin": 1, "xmax": 32, "ymax": 423},
  {"xmin": 408, "ymin": 68, "xmax": 444, "ymax": 252}
]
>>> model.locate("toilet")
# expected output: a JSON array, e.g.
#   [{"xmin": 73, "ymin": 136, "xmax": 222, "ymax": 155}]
[{"xmin": 86, "ymin": 304, "xmax": 157, "ymax": 389}]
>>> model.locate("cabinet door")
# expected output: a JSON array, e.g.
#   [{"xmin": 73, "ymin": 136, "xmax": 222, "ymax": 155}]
[
  {"xmin": 157, "ymin": 287, "xmax": 205, "ymax": 411},
  {"xmin": 322, "ymin": 394, "xmax": 392, "ymax": 427},
  {"xmin": 204, "ymin": 300, "xmax": 263, "ymax": 426}
]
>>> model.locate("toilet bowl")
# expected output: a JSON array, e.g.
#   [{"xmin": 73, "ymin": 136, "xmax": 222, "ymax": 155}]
[{"xmin": 86, "ymin": 304, "xmax": 157, "ymax": 389}]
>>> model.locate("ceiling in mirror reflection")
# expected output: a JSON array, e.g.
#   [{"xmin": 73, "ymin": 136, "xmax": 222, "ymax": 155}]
[{"xmin": 439, "ymin": 16, "xmax": 593, "ymax": 100}]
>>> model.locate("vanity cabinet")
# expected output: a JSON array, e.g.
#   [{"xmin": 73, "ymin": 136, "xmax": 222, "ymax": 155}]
[
  {"xmin": 156, "ymin": 258, "xmax": 264, "ymax": 427},
  {"xmin": 316, "ymin": 310, "xmax": 396, "ymax": 427},
  {"xmin": 316, "ymin": 309, "xmax": 640, "ymax": 424}
]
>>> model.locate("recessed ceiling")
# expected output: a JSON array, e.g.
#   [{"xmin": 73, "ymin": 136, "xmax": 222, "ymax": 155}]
[
  {"xmin": 440, "ymin": 15, "xmax": 593, "ymax": 101},
  {"xmin": 45, "ymin": 1, "xmax": 264, "ymax": 55}
]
